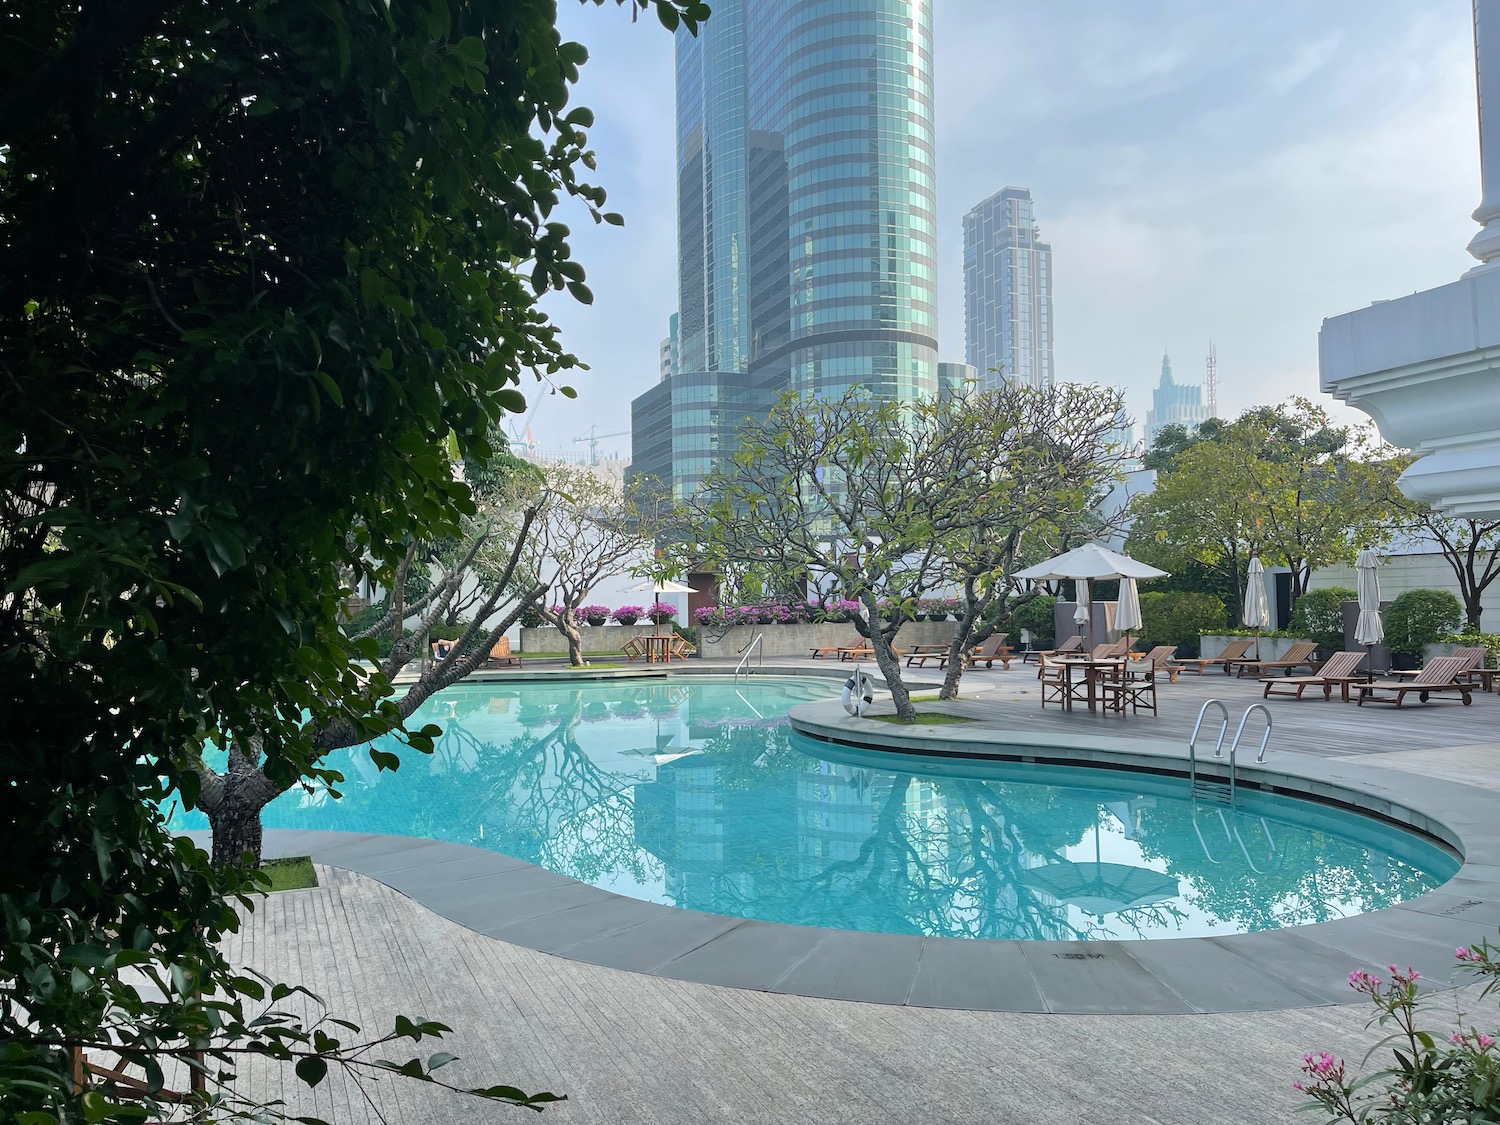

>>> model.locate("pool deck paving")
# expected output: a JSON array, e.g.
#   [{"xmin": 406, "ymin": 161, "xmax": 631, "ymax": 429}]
[{"xmin": 218, "ymin": 656, "xmax": 1500, "ymax": 1123}]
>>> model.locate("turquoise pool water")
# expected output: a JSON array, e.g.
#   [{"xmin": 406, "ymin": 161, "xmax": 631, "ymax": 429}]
[{"xmin": 173, "ymin": 677, "xmax": 1459, "ymax": 940}]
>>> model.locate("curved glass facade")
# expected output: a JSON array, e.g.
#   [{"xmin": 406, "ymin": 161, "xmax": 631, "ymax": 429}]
[{"xmin": 637, "ymin": 0, "xmax": 939, "ymax": 494}]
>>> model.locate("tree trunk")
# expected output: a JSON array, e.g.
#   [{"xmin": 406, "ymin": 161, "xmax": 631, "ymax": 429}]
[
  {"xmin": 862, "ymin": 599, "xmax": 913, "ymax": 721},
  {"xmin": 939, "ymin": 609, "xmax": 981, "ymax": 700},
  {"xmin": 559, "ymin": 613, "xmax": 584, "ymax": 666},
  {"xmin": 206, "ymin": 792, "xmax": 270, "ymax": 868},
  {"xmin": 1464, "ymin": 591, "xmax": 1484, "ymax": 631}
]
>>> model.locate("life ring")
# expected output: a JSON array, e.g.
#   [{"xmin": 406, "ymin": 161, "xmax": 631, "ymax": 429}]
[{"xmin": 842, "ymin": 665, "xmax": 876, "ymax": 717}]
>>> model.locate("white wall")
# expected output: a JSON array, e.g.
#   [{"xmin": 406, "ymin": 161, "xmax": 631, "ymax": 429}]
[{"xmin": 1307, "ymin": 550, "xmax": 1500, "ymax": 628}]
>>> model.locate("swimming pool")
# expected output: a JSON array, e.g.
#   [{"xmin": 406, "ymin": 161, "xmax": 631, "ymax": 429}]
[{"xmin": 174, "ymin": 677, "xmax": 1459, "ymax": 940}]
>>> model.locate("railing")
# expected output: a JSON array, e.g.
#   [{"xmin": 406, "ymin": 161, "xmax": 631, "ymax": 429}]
[
  {"xmin": 734, "ymin": 633, "xmax": 764, "ymax": 683},
  {"xmin": 1187, "ymin": 699, "xmax": 1230, "ymax": 802},
  {"xmin": 1189, "ymin": 700, "xmax": 1273, "ymax": 807}
]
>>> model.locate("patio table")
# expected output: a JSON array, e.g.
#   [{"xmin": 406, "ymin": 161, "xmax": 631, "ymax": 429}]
[{"xmin": 1054, "ymin": 656, "xmax": 1126, "ymax": 713}]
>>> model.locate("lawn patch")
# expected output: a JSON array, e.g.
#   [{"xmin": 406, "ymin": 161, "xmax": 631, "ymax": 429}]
[{"xmin": 260, "ymin": 856, "xmax": 318, "ymax": 892}]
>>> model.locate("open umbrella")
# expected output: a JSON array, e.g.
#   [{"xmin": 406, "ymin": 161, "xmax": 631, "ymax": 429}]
[
  {"xmin": 1015, "ymin": 543, "xmax": 1168, "ymax": 652},
  {"xmin": 1018, "ymin": 821, "xmax": 1179, "ymax": 920},
  {"xmin": 625, "ymin": 577, "xmax": 695, "ymax": 635},
  {"xmin": 1354, "ymin": 547, "xmax": 1384, "ymax": 682},
  {"xmin": 1243, "ymin": 556, "xmax": 1270, "ymax": 661},
  {"xmin": 1115, "ymin": 577, "xmax": 1143, "ymax": 650}
]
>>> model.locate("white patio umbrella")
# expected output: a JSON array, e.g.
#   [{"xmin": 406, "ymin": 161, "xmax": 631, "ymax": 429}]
[
  {"xmin": 625, "ymin": 577, "xmax": 694, "ymax": 635},
  {"xmin": 1115, "ymin": 577, "xmax": 1143, "ymax": 648},
  {"xmin": 1355, "ymin": 547, "xmax": 1384, "ymax": 682},
  {"xmin": 1015, "ymin": 543, "xmax": 1168, "ymax": 651},
  {"xmin": 1242, "ymin": 556, "xmax": 1271, "ymax": 660}
]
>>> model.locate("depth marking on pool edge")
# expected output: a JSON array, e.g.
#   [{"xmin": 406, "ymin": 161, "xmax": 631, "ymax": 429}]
[
  {"xmin": 1441, "ymin": 899, "xmax": 1483, "ymax": 915},
  {"xmin": 1053, "ymin": 953, "xmax": 1107, "ymax": 960}
]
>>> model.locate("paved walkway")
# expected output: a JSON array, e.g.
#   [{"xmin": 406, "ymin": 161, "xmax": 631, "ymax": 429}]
[{"xmin": 223, "ymin": 656, "xmax": 1500, "ymax": 1123}]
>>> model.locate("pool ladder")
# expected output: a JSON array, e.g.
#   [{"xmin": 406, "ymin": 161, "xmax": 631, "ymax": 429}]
[{"xmin": 1187, "ymin": 700, "xmax": 1272, "ymax": 807}]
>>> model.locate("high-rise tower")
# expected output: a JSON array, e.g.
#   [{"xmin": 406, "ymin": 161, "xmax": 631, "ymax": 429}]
[
  {"xmin": 963, "ymin": 187, "xmax": 1054, "ymax": 389},
  {"xmin": 631, "ymin": 0, "xmax": 940, "ymax": 497},
  {"xmin": 1144, "ymin": 351, "xmax": 1211, "ymax": 445}
]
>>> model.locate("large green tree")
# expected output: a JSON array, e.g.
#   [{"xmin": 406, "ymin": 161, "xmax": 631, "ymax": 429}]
[{"xmin": 0, "ymin": 0, "xmax": 704, "ymax": 1120}]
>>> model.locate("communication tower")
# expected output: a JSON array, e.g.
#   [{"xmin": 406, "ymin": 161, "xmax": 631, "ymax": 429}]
[{"xmin": 1205, "ymin": 342, "xmax": 1218, "ymax": 419}]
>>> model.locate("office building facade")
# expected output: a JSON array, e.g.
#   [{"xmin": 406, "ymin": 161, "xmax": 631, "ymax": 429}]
[
  {"xmin": 632, "ymin": 0, "xmax": 940, "ymax": 496},
  {"xmin": 1144, "ymin": 352, "xmax": 1211, "ymax": 445},
  {"xmin": 963, "ymin": 186, "xmax": 1053, "ymax": 389}
]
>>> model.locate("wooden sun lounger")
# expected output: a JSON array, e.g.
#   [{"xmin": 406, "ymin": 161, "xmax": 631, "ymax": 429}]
[
  {"xmin": 1139, "ymin": 645, "xmax": 1182, "ymax": 683},
  {"xmin": 1386, "ymin": 647, "xmax": 1496, "ymax": 691},
  {"xmin": 905, "ymin": 643, "xmax": 951, "ymax": 667},
  {"xmin": 484, "ymin": 636, "xmax": 523, "ymax": 668},
  {"xmin": 1228, "ymin": 641, "xmax": 1320, "ymax": 678},
  {"xmin": 1024, "ymin": 635, "xmax": 1084, "ymax": 663},
  {"xmin": 810, "ymin": 645, "xmax": 846, "ymax": 659},
  {"xmin": 1261, "ymin": 651, "xmax": 1366, "ymax": 701},
  {"xmin": 1173, "ymin": 637, "xmax": 1253, "ymax": 675},
  {"xmin": 1355, "ymin": 655, "xmax": 1475, "ymax": 707},
  {"xmin": 953, "ymin": 633, "xmax": 1011, "ymax": 670}
]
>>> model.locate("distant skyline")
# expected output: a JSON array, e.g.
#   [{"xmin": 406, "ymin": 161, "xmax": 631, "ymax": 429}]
[{"xmin": 522, "ymin": 0, "xmax": 1481, "ymax": 461}]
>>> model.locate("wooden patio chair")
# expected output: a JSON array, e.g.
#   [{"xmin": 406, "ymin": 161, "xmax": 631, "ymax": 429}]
[
  {"xmin": 621, "ymin": 636, "xmax": 645, "ymax": 661},
  {"xmin": 1173, "ymin": 637, "xmax": 1253, "ymax": 675},
  {"xmin": 1038, "ymin": 655, "xmax": 1070, "ymax": 709},
  {"xmin": 1100, "ymin": 656, "xmax": 1158, "ymax": 717},
  {"xmin": 669, "ymin": 632, "xmax": 696, "ymax": 659},
  {"xmin": 1261, "ymin": 650, "xmax": 1366, "ymax": 701},
  {"xmin": 1228, "ymin": 640, "xmax": 1319, "ymax": 678},
  {"xmin": 1356, "ymin": 655, "xmax": 1475, "ymax": 708}
]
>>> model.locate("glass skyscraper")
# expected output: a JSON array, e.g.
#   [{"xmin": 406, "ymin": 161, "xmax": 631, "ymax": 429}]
[
  {"xmin": 963, "ymin": 186, "xmax": 1053, "ymax": 390},
  {"xmin": 632, "ymin": 0, "xmax": 940, "ymax": 496},
  {"xmin": 1144, "ymin": 352, "xmax": 1211, "ymax": 445}
]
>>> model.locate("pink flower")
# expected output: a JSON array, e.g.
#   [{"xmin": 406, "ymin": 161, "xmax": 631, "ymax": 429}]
[
  {"xmin": 1456, "ymin": 947, "xmax": 1470, "ymax": 959},
  {"xmin": 1292, "ymin": 1081, "xmax": 1304, "ymax": 1092},
  {"xmin": 1481, "ymin": 1034, "xmax": 1495, "ymax": 1049},
  {"xmin": 1452, "ymin": 1032, "xmax": 1466, "ymax": 1044}
]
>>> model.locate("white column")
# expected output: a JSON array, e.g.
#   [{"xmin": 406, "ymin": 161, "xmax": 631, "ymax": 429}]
[{"xmin": 1467, "ymin": 0, "xmax": 1500, "ymax": 269}]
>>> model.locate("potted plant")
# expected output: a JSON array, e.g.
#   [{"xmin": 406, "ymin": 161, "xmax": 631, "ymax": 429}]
[
  {"xmin": 611, "ymin": 605, "xmax": 644, "ymax": 625},
  {"xmin": 581, "ymin": 604, "xmax": 611, "ymax": 627},
  {"xmin": 1385, "ymin": 588, "xmax": 1462, "ymax": 669},
  {"xmin": 647, "ymin": 601, "xmax": 677, "ymax": 626}
]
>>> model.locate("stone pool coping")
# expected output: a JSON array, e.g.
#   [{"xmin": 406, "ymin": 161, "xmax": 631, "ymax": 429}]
[{"xmin": 190, "ymin": 694, "xmax": 1500, "ymax": 1017}]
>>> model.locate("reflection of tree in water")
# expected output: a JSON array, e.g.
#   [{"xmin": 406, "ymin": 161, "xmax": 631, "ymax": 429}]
[
  {"xmin": 1131, "ymin": 801, "xmax": 1439, "ymax": 931},
  {"xmin": 319, "ymin": 689, "xmax": 664, "ymax": 887},
  {"xmin": 666, "ymin": 723, "xmax": 1187, "ymax": 940}
]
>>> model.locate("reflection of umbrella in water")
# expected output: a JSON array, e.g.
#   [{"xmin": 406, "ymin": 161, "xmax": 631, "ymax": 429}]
[{"xmin": 1019, "ymin": 825, "xmax": 1179, "ymax": 919}]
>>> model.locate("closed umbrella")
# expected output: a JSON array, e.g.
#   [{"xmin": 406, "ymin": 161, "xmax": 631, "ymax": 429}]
[
  {"xmin": 1355, "ymin": 547, "xmax": 1384, "ymax": 682},
  {"xmin": 1073, "ymin": 578, "xmax": 1091, "ymax": 650},
  {"xmin": 1115, "ymin": 577, "xmax": 1143, "ymax": 651},
  {"xmin": 1243, "ymin": 557, "xmax": 1271, "ymax": 660}
]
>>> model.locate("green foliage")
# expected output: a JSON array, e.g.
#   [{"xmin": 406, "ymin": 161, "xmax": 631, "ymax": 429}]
[
  {"xmin": 1385, "ymin": 589, "xmax": 1463, "ymax": 656},
  {"xmin": 1288, "ymin": 586, "xmax": 1357, "ymax": 652},
  {"xmin": 1009, "ymin": 595, "xmax": 1058, "ymax": 643},
  {"xmin": 1443, "ymin": 629, "xmax": 1500, "ymax": 668},
  {"xmin": 1295, "ymin": 941, "xmax": 1500, "ymax": 1123},
  {"xmin": 0, "ymin": 0, "xmax": 701, "ymax": 1119},
  {"xmin": 1138, "ymin": 592, "xmax": 1227, "ymax": 657}
]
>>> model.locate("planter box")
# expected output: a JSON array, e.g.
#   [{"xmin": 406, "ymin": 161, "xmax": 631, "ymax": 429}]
[
  {"xmin": 695, "ymin": 620, "xmax": 961, "ymax": 661},
  {"xmin": 519, "ymin": 623, "xmax": 665, "ymax": 653},
  {"xmin": 1199, "ymin": 635, "xmax": 1315, "ymax": 661}
]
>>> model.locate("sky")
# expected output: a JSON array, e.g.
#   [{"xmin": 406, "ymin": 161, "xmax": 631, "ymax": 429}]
[{"xmin": 518, "ymin": 0, "xmax": 1482, "ymax": 460}]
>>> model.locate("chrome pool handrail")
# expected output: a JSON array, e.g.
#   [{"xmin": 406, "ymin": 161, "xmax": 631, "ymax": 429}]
[
  {"xmin": 1188, "ymin": 699, "xmax": 1230, "ymax": 801},
  {"xmin": 1224, "ymin": 703, "xmax": 1273, "ymax": 807},
  {"xmin": 735, "ymin": 633, "xmax": 764, "ymax": 683}
]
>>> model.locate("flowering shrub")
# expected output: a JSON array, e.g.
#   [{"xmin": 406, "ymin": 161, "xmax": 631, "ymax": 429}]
[
  {"xmin": 580, "ymin": 604, "xmax": 611, "ymax": 626},
  {"xmin": 693, "ymin": 603, "xmax": 817, "ymax": 626},
  {"xmin": 1296, "ymin": 940, "xmax": 1500, "ymax": 1121},
  {"xmin": 917, "ymin": 598, "xmax": 958, "ymax": 619},
  {"xmin": 693, "ymin": 606, "xmax": 722, "ymax": 626},
  {"xmin": 647, "ymin": 601, "xmax": 677, "ymax": 624},
  {"xmin": 611, "ymin": 605, "xmax": 644, "ymax": 625},
  {"xmin": 815, "ymin": 599, "xmax": 861, "ymax": 623}
]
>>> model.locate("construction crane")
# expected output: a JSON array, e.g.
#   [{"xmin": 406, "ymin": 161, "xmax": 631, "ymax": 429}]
[{"xmin": 573, "ymin": 425, "xmax": 630, "ymax": 466}]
